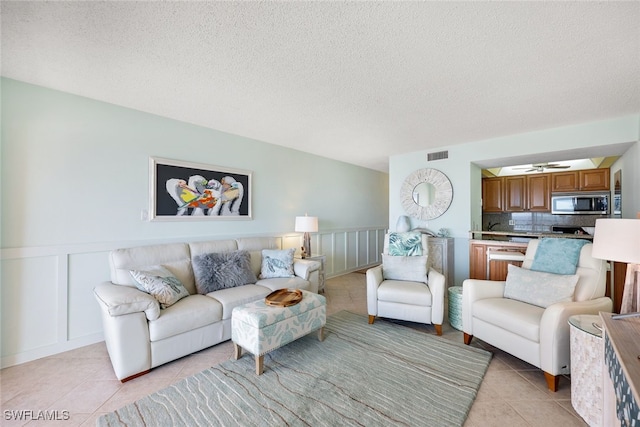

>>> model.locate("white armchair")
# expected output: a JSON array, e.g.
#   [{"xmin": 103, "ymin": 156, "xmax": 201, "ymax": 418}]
[
  {"xmin": 366, "ymin": 233, "xmax": 446, "ymax": 335},
  {"xmin": 462, "ymin": 239, "xmax": 612, "ymax": 391}
]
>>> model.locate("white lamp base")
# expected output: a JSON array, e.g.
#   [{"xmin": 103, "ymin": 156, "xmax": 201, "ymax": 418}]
[{"xmin": 301, "ymin": 232, "xmax": 311, "ymax": 259}]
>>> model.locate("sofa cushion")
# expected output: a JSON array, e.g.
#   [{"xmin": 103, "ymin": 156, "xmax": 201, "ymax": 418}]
[
  {"xmin": 148, "ymin": 295, "xmax": 223, "ymax": 342},
  {"xmin": 109, "ymin": 243, "xmax": 194, "ymax": 290},
  {"xmin": 382, "ymin": 254, "xmax": 428, "ymax": 282},
  {"xmin": 473, "ymin": 298, "xmax": 544, "ymax": 342},
  {"xmin": 255, "ymin": 276, "xmax": 311, "ymax": 292},
  {"xmin": 530, "ymin": 238, "xmax": 589, "ymax": 275},
  {"xmin": 193, "ymin": 250, "xmax": 258, "ymax": 294},
  {"xmin": 504, "ymin": 264, "xmax": 579, "ymax": 308},
  {"xmin": 377, "ymin": 280, "xmax": 432, "ymax": 306},
  {"xmin": 260, "ymin": 248, "xmax": 295, "ymax": 279},
  {"xmin": 129, "ymin": 266, "xmax": 190, "ymax": 308},
  {"xmin": 206, "ymin": 284, "xmax": 271, "ymax": 320}
]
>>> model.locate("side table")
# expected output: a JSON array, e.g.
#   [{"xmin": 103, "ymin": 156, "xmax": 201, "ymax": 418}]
[
  {"xmin": 569, "ymin": 314, "xmax": 603, "ymax": 426},
  {"xmin": 298, "ymin": 254, "xmax": 326, "ymax": 293}
]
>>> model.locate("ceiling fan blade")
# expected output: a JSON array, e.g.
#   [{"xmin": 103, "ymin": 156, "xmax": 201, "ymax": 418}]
[{"xmin": 547, "ymin": 165, "xmax": 571, "ymax": 169}]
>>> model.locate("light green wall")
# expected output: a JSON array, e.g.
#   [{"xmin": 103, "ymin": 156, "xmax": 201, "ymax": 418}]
[
  {"xmin": 1, "ymin": 78, "xmax": 389, "ymax": 248},
  {"xmin": 0, "ymin": 78, "xmax": 389, "ymax": 365},
  {"xmin": 390, "ymin": 115, "xmax": 640, "ymax": 286}
]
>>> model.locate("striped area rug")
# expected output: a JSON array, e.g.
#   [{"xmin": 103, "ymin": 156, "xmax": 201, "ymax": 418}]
[{"xmin": 98, "ymin": 311, "xmax": 491, "ymax": 427}]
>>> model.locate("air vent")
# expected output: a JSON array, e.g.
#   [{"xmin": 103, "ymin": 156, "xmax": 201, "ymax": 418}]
[{"xmin": 427, "ymin": 150, "xmax": 448, "ymax": 161}]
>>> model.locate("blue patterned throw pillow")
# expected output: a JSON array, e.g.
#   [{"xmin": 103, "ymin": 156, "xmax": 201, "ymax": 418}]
[
  {"xmin": 130, "ymin": 266, "xmax": 190, "ymax": 308},
  {"xmin": 531, "ymin": 238, "xmax": 589, "ymax": 275},
  {"xmin": 260, "ymin": 248, "xmax": 296, "ymax": 279},
  {"xmin": 388, "ymin": 232, "xmax": 423, "ymax": 256}
]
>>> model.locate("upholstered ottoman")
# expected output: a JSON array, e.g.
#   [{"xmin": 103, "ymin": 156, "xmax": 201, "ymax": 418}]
[{"xmin": 231, "ymin": 290, "xmax": 326, "ymax": 375}]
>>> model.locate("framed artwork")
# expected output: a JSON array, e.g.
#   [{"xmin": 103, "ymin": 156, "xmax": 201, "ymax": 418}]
[{"xmin": 149, "ymin": 157, "xmax": 252, "ymax": 220}]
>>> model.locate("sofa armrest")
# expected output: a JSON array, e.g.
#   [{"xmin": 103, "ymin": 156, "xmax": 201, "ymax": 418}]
[
  {"xmin": 427, "ymin": 268, "xmax": 446, "ymax": 325},
  {"xmin": 366, "ymin": 265, "xmax": 383, "ymax": 316},
  {"xmin": 94, "ymin": 281, "xmax": 160, "ymax": 321},
  {"xmin": 293, "ymin": 259, "xmax": 320, "ymax": 280},
  {"xmin": 539, "ymin": 296, "xmax": 613, "ymax": 375},
  {"xmin": 462, "ymin": 279, "xmax": 506, "ymax": 334}
]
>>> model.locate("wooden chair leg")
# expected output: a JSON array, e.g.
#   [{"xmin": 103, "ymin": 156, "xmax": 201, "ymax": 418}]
[
  {"xmin": 463, "ymin": 333, "xmax": 473, "ymax": 345},
  {"xmin": 544, "ymin": 372, "xmax": 559, "ymax": 392},
  {"xmin": 368, "ymin": 315, "xmax": 375, "ymax": 324},
  {"xmin": 434, "ymin": 324, "xmax": 442, "ymax": 336}
]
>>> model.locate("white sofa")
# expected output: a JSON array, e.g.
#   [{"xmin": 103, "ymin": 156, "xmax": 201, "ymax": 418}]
[{"xmin": 94, "ymin": 236, "xmax": 320, "ymax": 382}]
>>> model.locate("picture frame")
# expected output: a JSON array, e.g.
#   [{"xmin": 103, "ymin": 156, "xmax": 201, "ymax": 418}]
[{"xmin": 149, "ymin": 157, "xmax": 252, "ymax": 221}]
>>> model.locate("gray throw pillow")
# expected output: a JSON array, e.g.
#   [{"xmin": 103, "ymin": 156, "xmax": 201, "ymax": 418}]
[{"xmin": 192, "ymin": 250, "xmax": 258, "ymax": 294}]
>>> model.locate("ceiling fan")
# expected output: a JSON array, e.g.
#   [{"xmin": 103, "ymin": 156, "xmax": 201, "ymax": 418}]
[{"xmin": 512, "ymin": 162, "xmax": 571, "ymax": 173}]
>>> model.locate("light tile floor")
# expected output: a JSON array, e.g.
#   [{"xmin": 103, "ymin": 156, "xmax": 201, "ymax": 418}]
[{"xmin": 0, "ymin": 272, "xmax": 588, "ymax": 426}]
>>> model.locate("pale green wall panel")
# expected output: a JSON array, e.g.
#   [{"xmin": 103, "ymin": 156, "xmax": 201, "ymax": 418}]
[{"xmin": 1, "ymin": 78, "xmax": 388, "ymax": 248}]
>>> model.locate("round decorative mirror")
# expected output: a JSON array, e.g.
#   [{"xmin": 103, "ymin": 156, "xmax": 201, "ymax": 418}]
[{"xmin": 400, "ymin": 168, "xmax": 453, "ymax": 220}]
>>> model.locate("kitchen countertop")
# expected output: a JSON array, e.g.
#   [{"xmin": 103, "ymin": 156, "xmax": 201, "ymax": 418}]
[{"xmin": 470, "ymin": 230, "xmax": 594, "ymax": 240}]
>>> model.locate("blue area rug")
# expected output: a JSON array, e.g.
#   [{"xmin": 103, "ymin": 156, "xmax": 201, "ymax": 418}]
[{"xmin": 98, "ymin": 311, "xmax": 491, "ymax": 426}]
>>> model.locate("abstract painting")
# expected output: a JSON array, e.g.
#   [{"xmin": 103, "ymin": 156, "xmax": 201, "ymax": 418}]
[{"xmin": 149, "ymin": 157, "xmax": 252, "ymax": 220}]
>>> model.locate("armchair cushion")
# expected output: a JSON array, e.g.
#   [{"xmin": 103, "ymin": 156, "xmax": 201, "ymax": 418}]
[
  {"xmin": 504, "ymin": 264, "xmax": 579, "ymax": 308},
  {"xmin": 129, "ymin": 266, "xmax": 190, "ymax": 309},
  {"xmin": 378, "ymin": 280, "xmax": 432, "ymax": 306},
  {"xmin": 382, "ymin": 254, "xmax": 428, "ymax": 282}
]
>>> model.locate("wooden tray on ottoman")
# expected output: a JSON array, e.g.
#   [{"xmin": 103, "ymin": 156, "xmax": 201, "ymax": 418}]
[{"xmin": 265, "ymin": 289, "xmax": 303, "ymax": 307}]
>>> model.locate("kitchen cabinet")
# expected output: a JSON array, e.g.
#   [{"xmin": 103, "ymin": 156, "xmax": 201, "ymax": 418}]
[
  {"xmin": 482, "ymin": 177, "xmax": 504, "ymax": 212},
  {"xmin": 552, "ymin": 172, "xmax": 580, "ymax": 192},
  {"xmin": 486, "ymin": 174, "xmax": 550, "ymax": 212},
  {"xmin": 504, "ymin": 176, "xmax": 526, "ymax": 211},
  {"xmin": 551, "ymin": 168, "xmax": 610, "ymax": 192},
  {"xmin": 469, "ymin": 240, "xmax": 528, "ymax": 280},
  {"xmin": 580, "ymin": 169, "xmax": 609, "ymax": 191},
  {"xmin": 527, "ymin": 174, "xmax": 551, "ymax": 211}
]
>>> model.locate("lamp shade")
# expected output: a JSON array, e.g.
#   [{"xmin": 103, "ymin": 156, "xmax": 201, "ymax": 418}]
[
  {"xmin": 592, "ymin": 218, "xmax": 640, "ymax": 264},
  {"xmin": 295, "ymin": 216, "xmax": 318, "ymax": 233}
]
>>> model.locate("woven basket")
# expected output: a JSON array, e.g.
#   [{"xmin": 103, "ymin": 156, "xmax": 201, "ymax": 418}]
[{"xmin": 448, "ymin": 286, "xmax": 463, "ymax": 331}]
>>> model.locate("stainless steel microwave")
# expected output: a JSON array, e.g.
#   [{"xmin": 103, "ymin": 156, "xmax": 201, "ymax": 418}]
[{"xmin": 551, "ymin": 193, "xmax": 609, "ymax": 215}]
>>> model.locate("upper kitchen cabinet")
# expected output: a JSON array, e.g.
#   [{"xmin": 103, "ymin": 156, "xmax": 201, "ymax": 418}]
[
  {"xmin": 527, "ymin": 174, "xmax": 551, "ymax": 211},
  {"xmin": 486, "ymin": 174, "xmax": 550, "ymax": 212},
  {"xmin": 551, "ymin": 168, "xmax": 610, "ymax": 192},
  {"xmin": 580, "ymin": 168, "xmax": 610, "ymax": 191},
  {"xmin": 482, "ymin": 177, "xmax": 504, "ymax": 212}
]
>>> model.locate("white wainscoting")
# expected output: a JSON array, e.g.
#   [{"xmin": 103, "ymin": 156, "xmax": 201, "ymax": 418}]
[{"xmin": 0, "ymin": 227, "xmax": 386, "ymax": 368}]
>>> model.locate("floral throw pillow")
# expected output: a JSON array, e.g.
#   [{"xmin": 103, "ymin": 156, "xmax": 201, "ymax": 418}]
[
  {"xmin": 388, "ymin": 232, "xmax": 423, "ymax": 256},
  {"xmin": 260, "ymin": 248, "xmax": 296, "ymax": 279},
  {"xmin": 129, "ymin": 266, "xmax": 190, "ymax": 309}
]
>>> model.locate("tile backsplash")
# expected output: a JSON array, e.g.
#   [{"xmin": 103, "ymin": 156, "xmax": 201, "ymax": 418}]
[{"xmin": 482, "ymin": 212, "xmax": 604, "ymax": 233}]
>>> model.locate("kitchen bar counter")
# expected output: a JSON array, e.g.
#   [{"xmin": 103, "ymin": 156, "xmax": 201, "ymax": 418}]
[{"xmin": 470, "ymin": 230, "xmax": 594, "ymax": 241}]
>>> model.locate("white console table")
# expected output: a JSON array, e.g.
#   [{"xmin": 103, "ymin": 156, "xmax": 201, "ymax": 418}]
[{"xmin": 425, "ymin": 237, "xmax": 454, "ymax": 289}]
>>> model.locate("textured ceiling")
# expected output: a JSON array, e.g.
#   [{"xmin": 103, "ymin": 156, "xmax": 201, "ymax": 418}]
[{"xmin": 2, "ymin": 1, "xmax": 639, "ymax": 172}]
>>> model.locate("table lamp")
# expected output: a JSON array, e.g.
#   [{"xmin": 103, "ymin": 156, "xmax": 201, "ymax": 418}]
[
  {"xmin": 295, "ymin": 215, "xmax": 318, "ymax": 259},
  {"xmin": 591, "ymin": 218, "xmax": 640, "ymax": 316}
]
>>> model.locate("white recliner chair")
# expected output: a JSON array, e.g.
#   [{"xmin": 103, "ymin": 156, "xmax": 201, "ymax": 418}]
[
  {"xmin": 462, "ymin": 239, "xmax": 612, "ymax": 391},
  {"xmin": 366, "ymin": 233, "xmax": 446, "ymax": 335}
]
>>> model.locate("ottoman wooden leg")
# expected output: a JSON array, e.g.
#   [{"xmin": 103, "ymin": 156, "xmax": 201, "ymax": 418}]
[
  {"xmin": 318, "ymin": 327, "xmax": 325, "ymax": 342},
  {"xmin": 255, "ymin": 355, "xmax": 264, "ymax": 375},
  {"xmin": 233, "ymin": 343, "xmax": 242, "ymax": 360}
]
